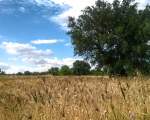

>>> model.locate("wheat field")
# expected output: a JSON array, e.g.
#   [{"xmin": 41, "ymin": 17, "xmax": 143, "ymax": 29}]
[{"xmin": 0, "ymin": 75, "xmax": 149, "ymax": 120}]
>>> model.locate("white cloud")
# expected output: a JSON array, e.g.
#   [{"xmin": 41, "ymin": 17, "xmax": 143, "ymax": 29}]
[
  {"xmin": 19, "ymin": 7, "xmax": 26, "ymax": 13},
  {"xmin": 46, "ymin": 0, "xmax": 149, "ymax": 30},
  {"xmin": 0, "ymin": 57, "xmax": 82, "ymax": 74},
  {"xmin": 50, "ymin": 0, "xmax": 148, "ymax": 30},
  {"xmin": 65, "ymin": 42, "xmax": 71, "ymax": 47},
  {"xmin": 22, "ymin": 57, "xmax": 82, "ymax": 68},
  {"xmin": 50, "ymin": 0, "xmax": 97, "ymax": 30},
  {"xmin": 1, "ymin": 42, "xmax": 53, "ymax": 59},
  {"xmin": 1, "ymin": 0, "xmax": 148, "ymax": 29},
  {"xmin": 0, "ymin": 62, "xmax": 10, "ymax": 71},
  {"xmin": 0, "ymin": 41, "xmax": 82, "ymax": 73},
  {"xmin": 31, "ymin": 39, "xmax": 63, "ymax": 44},
  {"xmin": 0, "ymin": 60, "xmax": 47, "ymax": 74},
  {"xmin": 32, "ymin": 0, "xmax": 53, "ymax": 7},
  {"xmin": 5, "ymin": 64, "xmax": 42, "ymax": 74},
  {"xmin": 136, "ymin": 0, "xmax": 150, "ymax": 9}
]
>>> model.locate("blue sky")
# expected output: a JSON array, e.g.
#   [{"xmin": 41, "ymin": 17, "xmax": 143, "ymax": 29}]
[{"xmin": 0, "ymin": 0, "xmax": 149, "ymax": 73}]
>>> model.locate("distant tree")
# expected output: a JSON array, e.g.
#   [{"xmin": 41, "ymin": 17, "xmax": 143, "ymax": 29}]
[
  {"xmin": 90, "ymin": 69, "xmax": 104, "ymax": 76},
  {"xmin": 48, "ymin": 67, "xmax": 59, "ymax": 75},
  {"xmin": 16, "ymin": 72, "xmax": 23, "ymax": 75},
  {"xmin": 0, "ymin": 68, "xmax": 5, "ymax": 75},
  {"xmin": 0, "ymin": 71, "xmax": 5, "ymax": 75},
  {"xmin": 60, "ymin": 65, "xmax": 72, "ymax": 75},
  {"xmin": 31, "ymin": 72, "xmax": 40, "ymax": 75},
  {"xmin": 24, "ymin": 71, "xmax": 31, "ymax": 75},
  {"xmin": 72, "ymin": 60, "xmax": 91, "ymax": 75},
  {"xmin": 39, "ymin": 72, "xmax": 48, "ymax": 75},
  {"xmin": 68, "ymin": 0, "xmax": 150, "ymax": 75}
]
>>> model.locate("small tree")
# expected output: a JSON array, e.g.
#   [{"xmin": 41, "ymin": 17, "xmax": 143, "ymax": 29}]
[
  {"xmin": 0, "ymin": 68, "xmax": 5, "ymax": 75},
  {"xmin": 24, "ymin": 71, "xmax": 31, "ymax": 75},
  {"xmin": 16, "ymin": 72, "xmax": 23, "ymax": 75},
  {"xmin": 48, "ymin": 67, "xmax": 59, "ymax": 75},
  {"xmin": 60, "ymin": 65, "xmax": 72, "ymax": 75},
  {"xmin": 72, "ymin": 60, "xmax": 91, "ymax": 75}
]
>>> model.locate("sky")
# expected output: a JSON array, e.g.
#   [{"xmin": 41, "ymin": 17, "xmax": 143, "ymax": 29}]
[{"xmin": 0, "ymin": 0, "xmax": 149, "ymax": 73}]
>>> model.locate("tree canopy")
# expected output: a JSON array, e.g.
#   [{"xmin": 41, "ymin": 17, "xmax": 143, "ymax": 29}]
[
  {"xmin": 48, "ymin": 67, "xmax": 59, "ymax": 75},
  {"xmin": 0, "ymin": 68, "xmax": 5, "ymax": 75},
  {"xmin": 72, "ymin": 60, "xmax": 91, "ymax": 75},
  {"xmin": 68, "ymin": 0, "xmax": 150, "ymax": 75},
  {"xmin": 60, "ymin": 65, "xmax": 72, "ymax": 75}
]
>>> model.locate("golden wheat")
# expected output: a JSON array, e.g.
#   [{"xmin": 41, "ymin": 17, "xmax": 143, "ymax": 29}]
[{"xmin": 0, "ymin": 75, "xmax": 149, "ymax": 120}]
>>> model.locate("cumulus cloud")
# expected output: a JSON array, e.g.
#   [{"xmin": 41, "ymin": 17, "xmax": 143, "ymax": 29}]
[
  {"xmin": 20, "ymin": 57, "xmax": 82, "ymax": 73},
  {"xmin": 19, "ymin": 7, "xmax": 26, "ymax": 13},
  {"xmin": 1, "ymin": 42, "xmax": 53, "ymax": 59},
  {"xmin": 23, "ymin": 57, "xmax": 82, "ymax": 67},
  {"xmin": 5, "ymin": 64, "xmax": 40, "ymax": 74},
  {"xmin": 31, "ymin": 39, "xmax": 64, "ymax": 45},
  {"xmin": 0, "ymin": 57, "xmax": 82, "ymax": 74},
  {"xmin": 0, "ymin": 41, "xmax": 82, "ymax": 73},
  {"xmin": 0, "ymin": 0, "xmax": 148, "ymax": 29},
  {"xmin": 51, "ymin": 0, "xmax": 150, "ymax": 29},
  {"xmin": 136, "ymin": 0, "xmax": 150, "ymax": 9},
  {"xmin": 34, "ymin": 0, "xmax": 148, "ymax": 30},
  {"xmin": 0, "ymin": 61, "xmax": 47, "ymax": 74},
  {"xmin": 50, "ymin": 0, "xmax": 97, "ymax": 30},
  {"xmin": 64, "ymin": 42, "xmax": 71, "ymax": 47},
  {"xmin": 31, "ymin": 0, "xmax": 54, "ymax": 7}
]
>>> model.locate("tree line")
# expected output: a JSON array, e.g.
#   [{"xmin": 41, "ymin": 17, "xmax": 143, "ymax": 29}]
[
  {"xmin": 15, "ymin": 60, "xmax": 102, "ymax": 76},
  {"xmin": 0, "ymin": 60, "xmax": 106, "ymax": 76}
]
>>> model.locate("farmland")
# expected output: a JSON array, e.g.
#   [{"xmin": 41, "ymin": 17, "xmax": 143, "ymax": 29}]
[{"xmin": 0, "ymin": 75, "xmax": 150, "ymax": 120}]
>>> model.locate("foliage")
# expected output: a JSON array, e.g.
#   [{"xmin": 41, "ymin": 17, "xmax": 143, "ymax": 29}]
[
  {"xmin": 72, "ymin": 60, "xmax": 91, "ymax": 75},
  {"xmin": 68, "ymin": 0, "xmax": 150, "ymax": 75},
  {"xmin": 90, "ymin": 69, "xmax": 104, "ymax": 76},
  {"xmin": 0, "ymin": 68, "xmax": 5, "ymax": 75},
  {"xmin": 48, "ymin": 67, "xmax": 59, "ymax": 75},
  {"xmin": 60, "ymin": 65, "xmax": 72, "ymax": 75},
  {"xmin": 24, "ymin": 71, "xmax": 31, "ymax": 75},
  {"xmin": 16, "ymin": 72, "xmax": 23, "ymax": 75}
]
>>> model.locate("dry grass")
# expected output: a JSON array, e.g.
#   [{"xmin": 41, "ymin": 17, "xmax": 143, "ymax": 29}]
[{"xmin": 0, "ymin": 75, "xmax": 150, "ymax": 120}]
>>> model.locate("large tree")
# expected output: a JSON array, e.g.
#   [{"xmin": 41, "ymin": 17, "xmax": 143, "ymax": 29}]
[{"xmin": 68, "ymin": 0, "xmax": 150, "ymax": 75}]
